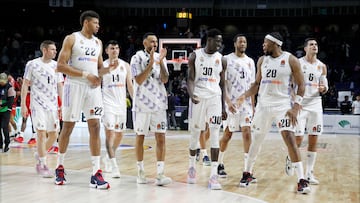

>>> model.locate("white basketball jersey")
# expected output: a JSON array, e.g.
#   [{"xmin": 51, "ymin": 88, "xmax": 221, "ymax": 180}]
[
  {"xmin": 258, "ymin": 51, "xmax": 292, "ymax": 107},
  {"xmin": 225, "ymin": 53, "xmax": 255, "ymax": 110},
  {"xmin": 193, "ymin": 48, "xmax": 223, "ymax": 98},
  {"xmin": 102, "ymin": 58, "xmax": 128, "ymax": 115},
  {"xmin": 67, "ymin": 32, "xmax": 101, "ymax": 84},
  {"xmin": 23, "ymin": 58, "xmax": 64, "ymax": 111},
  {"xmin": 130, "ymin": 50, "xmax": 168, "ymax": 112},
  {"xmin": 299, "ymin": 57, "xmax": 325, "ymax": 110}
]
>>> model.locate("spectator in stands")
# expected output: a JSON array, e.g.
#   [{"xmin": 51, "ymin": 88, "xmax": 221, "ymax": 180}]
[
  {"xmin": 340, "ymin": 95, "xmax": 352, "ymax": 114},
  {"xmin": 324, "ymin": 84, "xmax": 338, "ymax": 108},
  {"xmin": 352, "ymin": 95, "xmax": 360, "ymax": 115},
  {"xmin": 167, "ymin": 92, "xmax": 178, "ymax": 129}
]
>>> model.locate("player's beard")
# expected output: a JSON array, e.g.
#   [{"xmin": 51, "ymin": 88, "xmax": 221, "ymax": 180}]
[{"xmin": 264, "ymin": 51, "xmax": 272, "ymax": 56}]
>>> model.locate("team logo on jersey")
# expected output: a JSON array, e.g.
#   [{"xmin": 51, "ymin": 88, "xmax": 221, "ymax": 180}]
[
  {"xmin": 80, "ymin": 40, "xmax": 84, "ymax": 44},
  {"xmin": 90, "ymin": 109, "xmax": 95, "ymax": 115},
  {"xmin": 199, "ymin": 57, "xmax": 205, "ymax": 62},
  {"xmin": 303, "ymin": 65, "xmax": 307, "ymax": 70},
  {"xmin": 317, "ymin": 65, "xmax": 321, "ymax": 71},
  {"xmin": 215, "ymin": 59, "xmax": 220, "ymax": 66},
  {"xmin": 280, "ymin": 60, "xmax": 285, "ymax": 66}
]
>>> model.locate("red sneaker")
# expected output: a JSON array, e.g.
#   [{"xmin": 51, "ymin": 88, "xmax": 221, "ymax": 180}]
[
  {"xmin": 14, "ymin": 136, "xmax": 24, "ymax": 143},
  {"xmin": 47, "ymin": 146, "xmax": 54, "ymax": 153},
  {"xmin": 28, "ymin": 138, "xmax": 36, "ymax": 144}
]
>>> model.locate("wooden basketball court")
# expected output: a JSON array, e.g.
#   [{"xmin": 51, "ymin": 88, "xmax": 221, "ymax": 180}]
[{"xmin": 1, "ymin": 126, "xmax": 359, "ymax": 203}]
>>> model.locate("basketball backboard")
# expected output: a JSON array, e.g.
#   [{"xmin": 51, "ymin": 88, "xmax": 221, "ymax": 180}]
[{"xmin": 159, "ymin": 38, "xmax": 201, "ymax": 71}]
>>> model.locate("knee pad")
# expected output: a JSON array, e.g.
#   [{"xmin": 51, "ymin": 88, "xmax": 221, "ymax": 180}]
[
  {"xmin": 189, "ymin": 129, "xmax": 201, "ymax": 150},
  {"xmin": 209, "ymin": 126, "xmax": 220, "ymax": 148}
]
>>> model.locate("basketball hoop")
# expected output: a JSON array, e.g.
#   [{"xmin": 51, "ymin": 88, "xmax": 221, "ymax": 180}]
[{"xmin": 169, "ymin": 57, "xmax": 188, "ymax": 71}]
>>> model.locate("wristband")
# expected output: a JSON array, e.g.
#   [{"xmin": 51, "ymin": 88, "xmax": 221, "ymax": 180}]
[
  {"xmin": 294, "ymin": 95, "xmax": 303, "ymax": 105},
  {"xmin": 82, "ymin": 71, "xmax": 89, "ymax": 79}
]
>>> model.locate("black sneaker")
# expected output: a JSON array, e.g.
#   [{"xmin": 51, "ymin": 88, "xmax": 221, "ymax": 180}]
[
  {"xmin": 195, "ymin": 148, "xmax": 200, "ymax": 162},
  {"xmin": 217, "ymin": 164, "xmax": 227, "ymax": 178},
  {"xmin": 3, "ymin": 144, "xmax": 9, "ymax": 153},
  {"xmin": 239, "ymin": 172, "xmax": 253, "ymax": 187},
  {"xmin": 249, "ymin": 174, "xmax": 257, "ymax": 183},
  {"xmin": 297, "ymin": 179, "xmax": 311, "ymax": 194}
]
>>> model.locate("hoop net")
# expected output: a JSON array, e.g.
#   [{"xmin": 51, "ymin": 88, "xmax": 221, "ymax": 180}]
[{"xmin": 168, "ymin": 57, "xmax": 188, "ymax": 71}]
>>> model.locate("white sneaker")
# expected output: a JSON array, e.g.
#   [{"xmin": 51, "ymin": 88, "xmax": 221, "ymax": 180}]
[
  {"xmin": 102, "ymin": 156, "xmax": 112, "ymax": 173},
  {"xmin": 285, "ymin": 155, "xmax": 294, "ymax": 176},
  {"xmin": 38, "ymin": 165, "xmax": 53, "ymax": 178},
  {"xmin": 187, "ymin": 166, "xmax": 196, "ymax": 184},
  {"xmin": 155, "ymin": 173, "xmax": 172, "ymax": 186},
  {"xmin": 208, "ymin": 175, "xmax": 222, "ymax": 190},
  {"xmin": 137, "ymin": 170, "xmax": 147, "ymax": 184},
  {"xmin": 306, "ymin": 171, "xmax": 319, "ymax": 185},
  {"xmin": 111, "ymin": 167, "xmax": 121, "ymax": 178}
]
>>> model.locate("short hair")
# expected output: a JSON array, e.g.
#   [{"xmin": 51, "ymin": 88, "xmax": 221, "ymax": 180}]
[
  {"xmin": 105, "ymin": 40, "xmax": 119, "ymax": 48},
  {"xmin": 304, "ymin": 37, "xmax": 317, "ymax": 47},
  {"xmin": 143, "ymin": 32, "xmax": 156, "ymax": 41},
  {"xmin": 80, "ymin": 10, "xmax": 100, "ymax": 27},
  {"xmin": 40, "ymin": 40, "xmax": 55, "ymax": 51},
  {"xmin": 206, "ymin": 28, "xmax": 222, "ymax": 39},
  {"xmin": 233, "ymin": 34, "xmax": 246, "ymax": 42}
]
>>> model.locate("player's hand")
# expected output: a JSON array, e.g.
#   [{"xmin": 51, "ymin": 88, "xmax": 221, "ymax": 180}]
[
  {"xmin": 191, "ymin": 95, "xmax": 200, "ymax": 104},
  {"xmin": 159, "ymin": 48, "xmax": 167, "ymax": 61},
  {"xmin": 108, "ymin": 59, "xmax": 119, "ymax": 72},
  {"xmin": 236, "ymin": 95, "xmax": 245, "ymax": 106},
  {"xmin": 285, "ymin": 104, "xmax": 301, "ymax": 126},
  {"xmin": 58, "ymin": 108, "xmax": 62, "ymax": 120},
  {"xmin": 222, "ymin": 110, "xmax": 228, "ymax": 120},
  {"xmin": 87, "ymin": 74, "xmax": 101, "ymax": 87},
  {"xmin": 227, "ymin": 102, "xmax": 237, "ymax": 114},
  {"xmin": 20, "ymin": 105, "xmax": 28, "ymax": 118},
  {"xmin": 318, "ymin": 85, "xmax": 326, "ymax": 94}
]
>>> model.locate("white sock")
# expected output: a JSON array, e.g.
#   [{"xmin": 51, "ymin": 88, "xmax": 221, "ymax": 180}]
[
  {"xmin": 210, "ymin": 161, "xmax": 219, "ymax": 177},
  {"xmin": 39, "ymin": 156, "xmax": 47, "ymax": 167},
  {"xmin": 157, "ymin": 161, "xmax": 164, "ymax": 174},
  {"xmin": 201, "ymin": 149, "xmax": 208, "ymax": 158},
  {"xmin": 57, "ymin": 153, "xmax": 65, "ymax": 167},
  {"xmin": 137, "ymin": 161, "xmax": 144, "ymax": 171},
  {"xmin": 189, "ymin": 155, "xmax": 196, "ymax": 168},
  {"xmin": 91, "ymin": 156, "xmax": 101, "ymax": 175},
  {"xmin": 110, "ymin": 158, "xmax": 118, "ymax": 168},
  {"xmin": 244, "ymin": 153, "xmax": 249, "ymax": 171},
  {"xmin": 306, "ymin": 151, "xmax": 317, "ymax": 175},
  {"xmin": 293, "ymin": 161, "xmax": 305, "ymax": 181},
  {"xmin": 218, "ymin": 151, "xmax": 225, "ymax": 164}
]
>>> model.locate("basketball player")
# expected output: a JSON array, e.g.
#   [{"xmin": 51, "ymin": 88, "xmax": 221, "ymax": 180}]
[
  {"xmin": 13, "ymin": 80, "xmax": 38, "ymax": 144},
  {"xmin": 237, "ymin": 32, "xmax": 311, "ymax": 194},
  {"xmin": 130, "ymin": 32, "xmax": 172, "ymax": 186},
  {"xmin": 187, "ymin": 28, "xmax": 227, "ymax": 190},
  {"xmin": 55, "ymin": 10, "xmax": 117, "ymax": 189},
  {"xmin": 21, "ymin": 40, "xmax": 64, "ymax": 177},
  {"xmin": 285, "ymin": 38, "xmax": 328, "ymax": 185},
  {"xmin": 101, "ymin": 40, "xmax": 133, "ymax": 178},
  {"xmin": 218, "ymin": 34, "xmax": 256, "ymax": 182}
]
